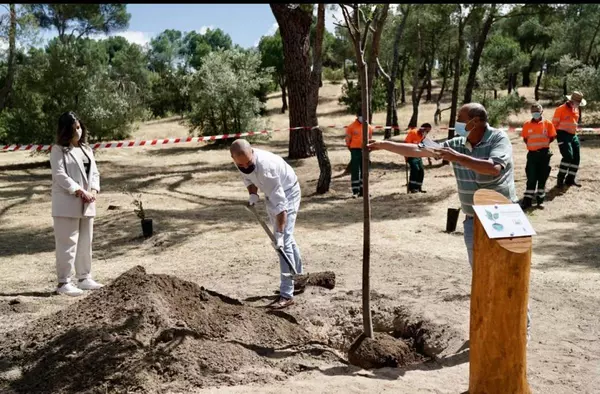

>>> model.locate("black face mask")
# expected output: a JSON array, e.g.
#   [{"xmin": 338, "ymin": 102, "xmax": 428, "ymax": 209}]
[{"xmin": 237, "ymin": 162, "xmax": 255, "ymax": 174}]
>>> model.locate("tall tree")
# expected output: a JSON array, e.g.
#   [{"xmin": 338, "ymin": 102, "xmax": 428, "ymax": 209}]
[
  {"xmin": 448, "ymin": 4, "xmax": 472, "ymax": 139},
  {"xmin": 270, "ymin": 3, "xmax": 332, "ymax": 193},
  {"xmin": 258, "ymin": 31, "xmax": 287, "ymax": 113},
  {"xmin": 380, "ymin": 5, "xmax": 410, "ymax": 139},
  {"xmin": 463, "ymin": 4, "xmax": 497, "ymax": 104},
  {"xmin": 27, "ymin": 4, "xmax": 129, "ymax": 44},
  {"xmin": 0, "ymin": 4, "xmax": 16, "ymax": 110},
  {"xmin": 339, "ymin": 2, "xmax": 383, "ymax": 340}
]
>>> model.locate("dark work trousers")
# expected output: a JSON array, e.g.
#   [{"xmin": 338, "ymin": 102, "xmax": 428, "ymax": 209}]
[
  {"xmin": 556, "ymin": 130, "xmax": 580, "ymax": 186},
  {"xmin": 523, "ymin": 148, "xmax": 552, "ymax": 206},
  {"xmin": 407, "ymin": 157, "xmax": 424, "ymax": 192}
]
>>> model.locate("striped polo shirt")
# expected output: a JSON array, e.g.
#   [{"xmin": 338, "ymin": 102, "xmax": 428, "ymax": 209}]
[{"xmin": 442, "ymin": 126, "xmax": 518, "ymax": 216}]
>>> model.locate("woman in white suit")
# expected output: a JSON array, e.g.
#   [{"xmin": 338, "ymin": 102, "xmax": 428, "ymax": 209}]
[{"xmin": 50, "ymin": 112, "xmax": 104, "ymax": 296}]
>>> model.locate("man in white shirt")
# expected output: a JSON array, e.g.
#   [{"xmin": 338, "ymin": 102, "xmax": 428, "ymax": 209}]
[{"xmin": 231, "ymin": 139, "xmax": 303, "ymax": 309}]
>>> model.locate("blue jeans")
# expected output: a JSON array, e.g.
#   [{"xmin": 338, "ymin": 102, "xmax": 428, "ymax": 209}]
[
  {"xmin": 268, "ymin": 184, "xmax": 303, "ymax": 299},
  {"xmin": 464, "ymin": 216, "xmax": 531, "ymax": 334}
]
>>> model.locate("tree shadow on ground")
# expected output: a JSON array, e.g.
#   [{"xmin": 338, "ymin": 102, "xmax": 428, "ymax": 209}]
[
  {"xmin": 533, "ymin": 212, "xmax": 600, "ymax": 271},
  {"xmin": 298, "ymin": 187, "xmax": 457, "ymax": 229},
  {"xmin": 317, "ymin": 346, "xmax": 469, "ymax": 381}
]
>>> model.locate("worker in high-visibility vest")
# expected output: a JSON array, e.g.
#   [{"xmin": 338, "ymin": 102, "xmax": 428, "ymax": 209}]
[
  {"xmin": 404, "ymin": 123, "xmax": 431, "ymax": 193},
  {"xmin": 520, "ymin": 103, "xmax": 557, "ymax": 209},
  {"xmin": 345, "ymin": 110, "xmax": 374, "ymax": 198},
  {"xmin": 552, "ymin": 91, "xmax": 586, "ymax": 188}
]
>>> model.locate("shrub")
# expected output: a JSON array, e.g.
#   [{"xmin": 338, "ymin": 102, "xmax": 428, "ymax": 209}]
[{"xmin": 339, "ymin": 78, "xmax": 387, "ymax": 115}]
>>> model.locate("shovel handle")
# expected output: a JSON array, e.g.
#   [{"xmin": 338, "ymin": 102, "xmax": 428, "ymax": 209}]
[{"xmin": 245, "ymin": 204, "xmax": 299, "ymax": 276}]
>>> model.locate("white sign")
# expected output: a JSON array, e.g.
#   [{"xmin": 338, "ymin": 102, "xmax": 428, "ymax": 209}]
[
  {"xmin": 421, "ymin": 137, "xmax": 443, "ymax": 149},
  {"xmin": 472, "ymin": 204, "xmax": 536, "ymax": 239}
]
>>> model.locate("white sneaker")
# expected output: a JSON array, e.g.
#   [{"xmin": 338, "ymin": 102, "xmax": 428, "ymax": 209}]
[
  {"xmin": 77, "ymin": 278, "xmax": 104, "ymax": 290},
  {"xmin": 56, "ymin": 283, "xmax": 84, "ymax": 297}
]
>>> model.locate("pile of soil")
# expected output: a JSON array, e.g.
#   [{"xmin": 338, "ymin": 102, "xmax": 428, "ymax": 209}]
[{"xmin": 0, "ymin": 266, "xmax": 340, "ymax": 393}]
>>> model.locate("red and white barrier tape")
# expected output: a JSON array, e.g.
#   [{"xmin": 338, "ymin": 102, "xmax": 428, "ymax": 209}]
[{"xmin": 2, "ymin": 124, "xmax": 600, "ymax": 152}]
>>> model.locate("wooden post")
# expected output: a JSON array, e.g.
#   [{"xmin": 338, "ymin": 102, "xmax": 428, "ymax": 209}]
[{"xmin": 469, "ymin": 189, "xmax": 532, "ymax": 394}]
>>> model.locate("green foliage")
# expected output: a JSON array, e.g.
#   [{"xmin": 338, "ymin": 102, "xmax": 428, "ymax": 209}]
[
  {"xmin": 26, "ymin": 4, "xmax": 130, "ymax": 43},
  {"xmin": 339, "ymin": 79, "xmax": 387, "ymax": 115},
  {"xmin": 0, "ymin": 38, "xmax": 138, "ymax": 144},
  {"xmin": 474, "ymin": 91, "xmax": 526, "ymax": 127},
  {"xmin": 322, "ymin": 67, "xmax": 344, "ymax": 84},
  {"xmin": 188, "ymin": 49, "xmax": 273, "ymax": 139},
  {"xmin": 567, "ymin": 65, "xmax": 600, "ymax": 104}
]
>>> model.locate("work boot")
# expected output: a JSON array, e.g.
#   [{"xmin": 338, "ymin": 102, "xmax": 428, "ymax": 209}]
[
  {"xmin": 419, "ymin": 188, "xmax": 427, "ymax": 193},
  {"xmin": 566, "ymin": 178, "xmax": 582, "ymax": 187},
  {"xmin": 520, "ymin": 198, "xmax": 533, "ymax": 210}
]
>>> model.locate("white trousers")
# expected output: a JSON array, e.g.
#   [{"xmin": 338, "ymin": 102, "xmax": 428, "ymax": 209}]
[{"xmin": 53, "ymin": 217, "xmax": 94, "ymax": 283}]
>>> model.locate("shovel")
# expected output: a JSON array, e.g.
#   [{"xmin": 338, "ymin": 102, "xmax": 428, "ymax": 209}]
[{"xmin": 244, "ymin": 204, "xmax": 336, "ymax": 290}]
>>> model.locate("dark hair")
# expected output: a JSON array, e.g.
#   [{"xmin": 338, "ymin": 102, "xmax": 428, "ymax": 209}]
[
  {"xmin": 420, "ymin": 123, "xmax": 432, "ymax": 129},
  {"xmin": 56, "ymin": 111, "xmax": 88, "ymax": 147}
]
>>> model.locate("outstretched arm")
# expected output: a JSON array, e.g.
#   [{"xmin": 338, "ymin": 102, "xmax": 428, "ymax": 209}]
[{"xmin": 368, "ymin": 140, "xmax": 438, "ymax": 158}]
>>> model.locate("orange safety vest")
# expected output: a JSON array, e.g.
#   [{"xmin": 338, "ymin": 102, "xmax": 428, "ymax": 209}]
[
  {"xmin": 345, "ymin": 119, "xmax": 373, "ymax": 149},
  {"xmin": 404, "ymin": 128, "xmax": 425, "ymax": 144},
  {"xmin": 521, "ymin": 119, "xmax": 556, "ymax": 151},
  {"xmin": 552, "ymin": 103, "xmax": 579, "ymax": 134}
]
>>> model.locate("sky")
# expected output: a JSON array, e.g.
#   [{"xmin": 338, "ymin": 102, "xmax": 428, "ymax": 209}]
[{"xmin": 28, "ymin": 4, "xmax": 346, "ymax": 49}]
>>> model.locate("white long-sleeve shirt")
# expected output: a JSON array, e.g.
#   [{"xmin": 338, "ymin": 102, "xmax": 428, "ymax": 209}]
[{"xmin": 239, "ymin": 148, "xmax": 299, "ymax": 215}]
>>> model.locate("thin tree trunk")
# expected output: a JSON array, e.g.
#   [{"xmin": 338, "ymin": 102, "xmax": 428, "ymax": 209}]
[
  {"xmin": 584, "ymin": 17, "xmax": 600, "ymax": 65},
  {"xmin": 522, "ymin": 64, "xmax": 532, "ymax": 87},
  {"xmin": 399, "ymin": 55, "xmax": 407, "ymax": 105},
  {"xmin": 0, "ymin": 4, "xmax": 17, "ymax": 111},
  {"xmin": 463, "ymin": 5, "xmax": 496, "ymax": 104},
  {"xmin": 342, "ymin": 3, "xmax": 373, "ymax": 339},
  {"xmin": 357, "ymin": 53, "xmax": 373, "ymax": 340},
  {"xmin": 534, "ymin": 61, "xmax": 544, "ymax": 101},
  {"xmin": 384, "ymin": 6, "xmax": 410, "ymax": 139},
  {"xmin": 494, "ymin": 89, "xmax": 498, "ymax": 99},
  {"xmin": 409, "ymin": 23, "xmax": 423, "ymax": 129},
  {"xmin": 449, "ymin": 16, "xmax": 466, "ymax": 139},
  {"xmin": 365, "ymin": 4, "xmax": 390, "ymax": 124},
  {"xmin": 508, "ymin": 73, "xmax": 513, "ymax": 94}
]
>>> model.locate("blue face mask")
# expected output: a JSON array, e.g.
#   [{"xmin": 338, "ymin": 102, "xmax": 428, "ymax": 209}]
[
  {"xmin": 532, "ymin": 112, "xmax": 542, "ymax": 120},
  {"xmin": 454, "ymin": 121, "xmax": 468, "ymax": 137}
]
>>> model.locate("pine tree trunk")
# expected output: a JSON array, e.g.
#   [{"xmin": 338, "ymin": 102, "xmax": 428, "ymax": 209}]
[
  {"xmin": 365, "ymin": 4, "xmax": 390, "ymax": 124},
  {"xmin": 449, "ymin": 17, "xmax": 466, "ymax": 139},
  {"xmin": 385, "ymin": 5, "xmax": 410, "ymax": 139},
  {"xmin": 0, "ymin": 4, "xmax": 17, "ymax": 111},
  {"xmin": 463, "ymin": 5, "xmax": 496, "ymax": 104},
  {"xmin": 534, "ymin": 62, "xmax": 544, "ymax": 101},
  {"xmin": 271, "ymin": 4, "xmax": 315, "ymax": 160},
  {"xmin": 522, "ymin": 64, "xmax": 532, "ymax": 87}
]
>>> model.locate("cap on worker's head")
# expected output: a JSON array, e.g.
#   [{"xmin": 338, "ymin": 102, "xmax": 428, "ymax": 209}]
[
  {"xmin": 531, "ymin": 103, "xmax": 543, "ymax": 112},
  {"xmin": 567, "ymin": 91, "xmax": 587, "ymax": 107},
  {"xmin": 420, "ymin": 123, "xmax": 432, "ymax": 130}
]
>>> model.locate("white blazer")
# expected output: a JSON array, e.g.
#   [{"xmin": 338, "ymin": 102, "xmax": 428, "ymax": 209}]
[{"xmin": 50, "ymin": 144, "xmax": 100, "ymax": 218}]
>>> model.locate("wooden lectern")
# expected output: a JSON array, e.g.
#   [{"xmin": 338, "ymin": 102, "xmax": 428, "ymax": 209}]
[{"xmin": 469, "ymin": 189, "xmax": 532, "ymax": 394}]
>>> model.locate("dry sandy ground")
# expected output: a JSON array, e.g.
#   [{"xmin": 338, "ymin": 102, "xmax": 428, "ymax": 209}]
[{"xmin": 0, "ymin": 83, "xmax": 599, "ymax": 393}]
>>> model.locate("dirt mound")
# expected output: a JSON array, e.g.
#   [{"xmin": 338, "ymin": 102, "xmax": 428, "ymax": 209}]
[{"xmin": 0, "ymin": 266, "xmax": 340, "ymax": 394}]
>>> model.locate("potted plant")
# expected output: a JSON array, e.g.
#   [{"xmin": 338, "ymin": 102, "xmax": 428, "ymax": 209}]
[{"xmin": 129, "ymin": 193, "xmax": 153, "ymax": 238}]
